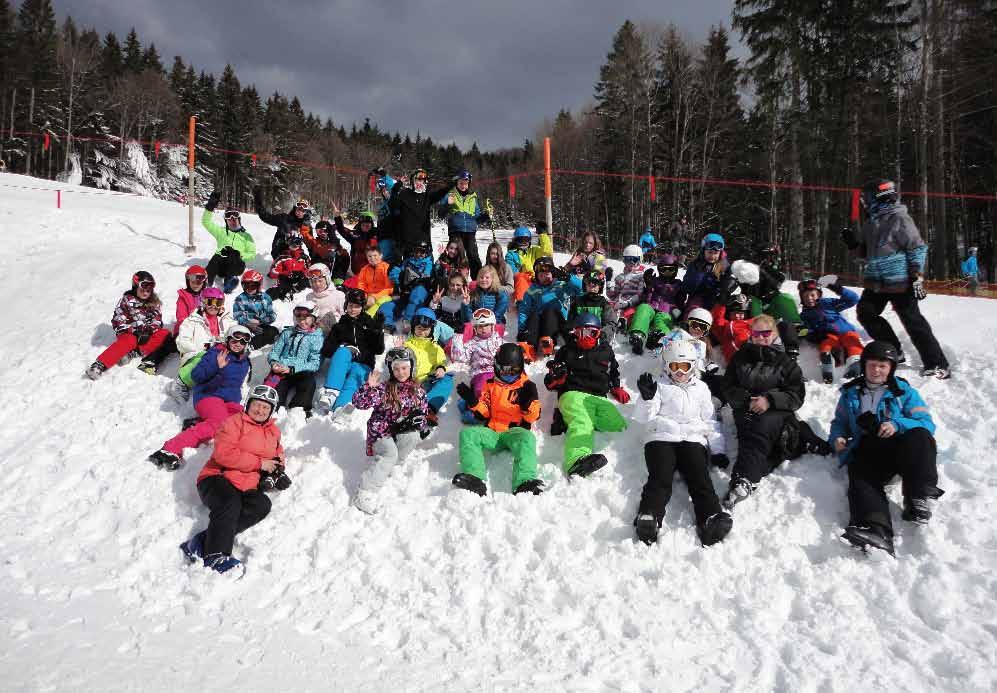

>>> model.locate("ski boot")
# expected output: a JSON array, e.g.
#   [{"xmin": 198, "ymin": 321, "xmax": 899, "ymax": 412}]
[
  {"xmin": 843, "ymin": 355, "xmax": 861, "ymax": 380},
  {"xmin": 820, "ymin": 352, "xmax": 834, "ymax": 384},
  {"xmin": 698, "ymin": 512, "xmax": 733, "ymax": 546},
  {"xmin": 181, "ymin": 416, "xmax": 201, "ymax": 431},
  {"xmin": 180, "ymin": 531, "xmax": 206, "ymax": 563},
  {"xmin": 514, "ymin": 479, "xmax": 544, "ymax": 496},
  {"xmin": 634, "ymin": 514, "xmax": 659, "ymax": 545},
  {"xmin": 921, "ymin": 366, "xmax": 951, "ymax": 380},
  {"xmin": 85, "ymin": 361, "xmax": 107, "ymax": 380},
  {"xmin": 567, "ymin": 453, "xmax": 608, "ymax": 479},
  {"xmin": 722, "ymin": 477, "xmax": 754, "ymax": 511},
  {"xmin": 629, "ymin": 332, "xmax": 645, "ymax": 355},
  {"xmin": 842, "ymin": 524, "xmax": 895, "ymax": 556},
  {"xmin": 902, "ymin": 497, "xmax": 933, "ymax": 524},
  {"xmin": 318, "ymin": 388, "xmax": 339, "ymax": 413},
  {"xmin": 452, "ymin": 473, "xmax": 487, "ymax": 497},
  {"xmin": 148, "ymin": 449, "xmax": 182, "ymax": 471},
  {"xmin": 203, "ymin": 552, "xmax": 244, "ymax": 575}
]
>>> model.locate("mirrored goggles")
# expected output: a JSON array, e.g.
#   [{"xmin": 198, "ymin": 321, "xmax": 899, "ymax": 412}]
[
  {"xmin": 623, "ymin": 256, "xmax": 640, "ymax": 265},
  {"xmin": 187, "ymin": 273, "xmax": 207, "ymax": 283},
  {"xmin": 307, "ymin": 269, "xmax": 327, "ymax": 279},
  {"xmin": 224, "ymin": 211, "xmax": 241, "ymax": 221},
  {"xmin": 136, "ymin": 280, "xmax": 156, "ymax": 290},
  {"xmin": 668, "ymin": 361, "xmax": 693, "ymax": 373},
  {"xmin": 704, "ymin": 242, "xmax": 724, "ymax": 251},
  {"xmin": 203, "ymin": 298, "xmax": 225, "ymax": 308},
  {"xmin": 574, "ymin": 326, "xmax": 601, "ymax": 339},
  {"xmin": 495, "ymin": 363, "xmax": 522, "ymax": 377},
  {"xmin": 412, "ymin": 315, "xmax": 436, "ymax": 329},
  {"xmin": 688, "ymin": 319, "xmax": 710, "ymax": 333}
]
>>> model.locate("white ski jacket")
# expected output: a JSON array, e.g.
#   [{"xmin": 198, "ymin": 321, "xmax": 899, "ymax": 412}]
[
  {"xmin": 634, "ymin": 376, "xmax": 725, "ymax": 452},
  {"xmin": 176, "ymin": 310, "xmax": 232, "ymax": 365}
]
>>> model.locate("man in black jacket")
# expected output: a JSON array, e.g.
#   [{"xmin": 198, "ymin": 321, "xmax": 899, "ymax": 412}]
[
  {"xmin": 388, "ymin": 168, "xmax": 450, "ymax": 257},
  {"xmin": 253, "ymin": 186, "xmax": 313, "ymax": 259},
  {"xmin": 720, "ymin": 314, "xmax": 806, "ymax": 509}
]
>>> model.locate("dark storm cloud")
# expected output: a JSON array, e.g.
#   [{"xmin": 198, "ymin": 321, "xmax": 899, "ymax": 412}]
[{"xmin": 53, "ymin": 0, "xmax": 735, "ymax": 151}]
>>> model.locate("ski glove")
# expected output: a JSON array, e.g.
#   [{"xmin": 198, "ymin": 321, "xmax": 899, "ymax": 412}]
[
  {"xmin": 552, "ymin": 266, "xmax": 570, "ymax": 282},
  {"xmin": 456, "ymin": 382, "xmax": 477, "ymax": 407},
  {"xmin": 205, "ymin": 190, "xmax": 220, "ymax": 212},
  {"xmin": 637, "ymin": 373, "xmax": 657, "ymax": 400},
  {"xmin": 912, "ymin": 277, "xmax": 927, "ymax": 301},
  {"xmin": 134, "ymin": 328, "xmax": 153, "ymax": 345},
  {"xmin": 718, "ymin": 275, "xmax": 739, "ymax": 299},
  {"xmin": 518, "ymin": 382, "xmax": 539, "ymax": 412},
  {"xmin": 610, "ymin": 387, "xmax": 630, "ymax": 404},
  {"xmin": 545, "ymin": 361, "xmax": 567, "ymax": 390}
]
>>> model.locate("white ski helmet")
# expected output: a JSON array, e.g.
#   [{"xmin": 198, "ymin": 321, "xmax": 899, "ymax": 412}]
[
  {"xmin": 622, "ymin": 244, "xmax": 643, "ymax": 262},
  {"xmin": 307, "ymin": 263, "xmax": 332, "ymax": 284},
  {"xmin": 225, "ymin": 323, "xmax": 253, "ymax": 342},
  {"xmin": 663, "ymin": 339, "xmax": 700, "ymax": 382},
  {"xmin": 293, "ymin": 299, "xmax": 317, "ymax": 317},
  {"xmin": 471, "ymin": 307, "xmax": 496, "ymax": 327},
  {"xmin": 246, "ymin": 384, "xmax": 280, "ymax": 420},
  {"xmin": 687, "ymin": 307, "xmax": 713, "ymax": 329}
]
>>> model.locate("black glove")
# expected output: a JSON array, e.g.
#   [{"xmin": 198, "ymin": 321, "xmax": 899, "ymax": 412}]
[
  {"xmin": 552, "ymin": 266, "xmax": 570, "ymax": 282},
  {"xmin": 637, "ymin": 373, "xmax": 657, "ymax": 400},
  {"xmin": 456, "ymin": 382, "xmax": 477, "ymax": 406},
  {"xmin": 604, "ymin": 266, "xmax": 614, "ymax": 283},
  {"xmin": 718, "ymin": 275, "xmax": 739, "ymax": 300},
  {"xmin": 856, "ymin": 411, "xmax": 879, "ymax": 436},
  {"xmin": 711, "ymin": 453, "xmax": 730, "ymax": 469},
  {"xmin": 373, "ymin": 310, "xmax": 386, "ymax": 326},
  {"xmin": 134, "ymin": 328, "xmax": 152, "ymax": 345},
  {"xmin": 840, "ymin": 227, "xmax": 859, "ymax": 250},
  {"xmin": 205, "ymin": 190, "xmax": 220, "ymax": 212},
  {"xmin": 518, "ymin": 382, "xmax": 539, "ymax": 412},
  {"xmin": 547, "ymin": 360, "xmax": 567, "ymax": 379},
  {"xmin": 536, "ymin": 221, "xmax": 548, "ymax": 234},
  {"xmin": 643, "ymin": 268, "xmax": 656, "ymax": 284}
]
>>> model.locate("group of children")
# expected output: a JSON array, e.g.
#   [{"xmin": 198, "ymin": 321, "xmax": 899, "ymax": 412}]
[{"xmin": 83, "ymin": 191, "xmax": 945, "ymax": 572}]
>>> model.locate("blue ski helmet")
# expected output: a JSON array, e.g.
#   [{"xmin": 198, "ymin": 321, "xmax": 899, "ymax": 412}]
[
  {"xmin": 574, "ymin": 312, "xmax": 602, "ymax": 329},
  {"xmin": 412, "ymin": 307, "xmax": 438, "ymax": 329},
  {"xmin": 454, "ymin": 169, "xmax": 472, "ymax": 182},
  {"xmin": 513, "ymin": 226, "xmax": 532, "ymax": 240},
  {"xmin": 701, "ymin": 233, "xmax": 725, "ymax": 250}
]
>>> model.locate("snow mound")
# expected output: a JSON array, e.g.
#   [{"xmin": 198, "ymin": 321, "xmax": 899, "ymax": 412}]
[{"xmin": 1, "ymin": 171, "xmax": 995, "ymax": 691}]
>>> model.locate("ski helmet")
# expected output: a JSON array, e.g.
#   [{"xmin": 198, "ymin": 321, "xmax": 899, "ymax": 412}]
[
  {"xmin": 412, "ymin": 240, "xmax": 432, "ymax": 257},
  {"xmin": 860, "ymin": 178, "xmax": 898, "ymax": 208},
  {"xmin": 583, "ymin": 270, "xmax": 605, "ymax": 292},
  {"xmin": 454, "ymin": 169, "xmax": 472, "ymax": 182},
  {"xmin": 286, "ymin": 234, "xmax": 303, "ymax": 249},
  {"xmin": 307, "ymin": 263, "xmax": 332, "ymax": 285},
  {"xmin": 344, "ymin": 288, "xmax": 367, "ymax": 308},
  {"xmin": 185, "ymin": 265, "xmax": 207, "ymax": 289},
  {"xmin": 241, "ymin": 269, "xmax": 263, "ymax": 285},
  {"xmin": 686, "ymin": 307, "xmax": 713, "ymax": 334},
  {"xmin": 385, "ymin": 346, "xmax": 416, "ymax": 378},
  {"xmin": 797, "ymin": 278, "xmax": 822, "ymax": 299},
  {"xmin": 294, "ymin": 197, "xmax": 311, "ymax": 212},
  {"xmin": 726, "ymin": 293, "xmax": 751, "ymax": 318},
  {"xmin": 412, "ymin": 307, "xmax": 437, "ymax": 330},
  {"xmin": 513, "ymin": 226, "xmax": 532, "ymax": 245},
  {"xmin": 658, "ymin": 253, "xmax": 679, "ymax": 269},
  {"xmin": 860, "ymin": 340, "xmax": 899, "ymax": 378},
  {"xmin": 622, "ymin": 244, "xmax": 643, "ymax": 264},
  {"xmin": 533, "ymin": 256, "xmax": 555, "ymax": 274},
  {"xmin": 471, "ymin": 308, "xmax": 496, "ymax": 327},
  {"xmin": 293, "ymin": 299, "xmax": 317, "ymax": 319},
  {"xmin": 573, "ymin": 312, "xmax": 602, "ymax": 350},
  {"xmin": 225, "ymin": 323, "xmax": 252, "ymax": 346},
  {"xmin": 493, "ymin": 342, "xmax": 525, "ymax": 381},
  {"xmin": 662, "ymin": 339, "xmax": 700, "ymax": 383},
  {"xmin": 246, "ymin": 384, "xmax": 279, "ymax": 420},
  {"xmin": 132, "ymin": 270, "xmax": 155, "ymax": 290},
  {"xmin": 701, "ymin": 233, "xmax": 725, "ymax": 251},
  {"xmin": 359, "ymin": 211, "xmax": 376, "ymax": 225}
]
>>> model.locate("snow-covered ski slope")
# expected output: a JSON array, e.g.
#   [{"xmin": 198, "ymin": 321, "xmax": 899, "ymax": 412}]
[{"xmin": 2, "ymin": 172, "xmax": 996, "ymax": 692}]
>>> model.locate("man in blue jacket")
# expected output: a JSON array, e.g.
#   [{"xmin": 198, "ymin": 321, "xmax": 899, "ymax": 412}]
[{"xmin": 842, "ymin": 179, "xmax": 949, "ymax": 379}]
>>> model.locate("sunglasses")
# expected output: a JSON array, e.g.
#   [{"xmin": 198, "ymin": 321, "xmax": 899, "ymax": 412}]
[
  {"xmin": 228, "ymin": 334, "xmax": 251, "ymax": 345},
  {"xmin": 203, "ymin": 298, "xmax": 224, "ymax": 308},
  {"xmin": 668, "ymin": 361, "xmax": 693, "ymax": 373},
  {"xmin": 751, "ymin": 329, "xmax": 773, "ymax": 338},
  {"xmin": 224, "ymin": 211, "xmax": 241, "ymax": 220},
  {"xmin": 688, "ymin": 319, "xmax": 710, "ymax": 333},
  {"xmin": 187, "ymin": 273, "xmax": 207, "ymax": 282},
  {"xmin": 137, "ymin": 280, "xmax": 155, "ymax": 290}
]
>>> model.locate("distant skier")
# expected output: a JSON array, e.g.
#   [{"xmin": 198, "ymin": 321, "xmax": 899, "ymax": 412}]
[{"xmin": 961, "ymin": 246, "xmax": 979, "ymax": 295}]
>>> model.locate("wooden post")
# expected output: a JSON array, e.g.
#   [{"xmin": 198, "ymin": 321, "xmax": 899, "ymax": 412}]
[{"xmin": 186, "ymin": 116, "xmax": 196, "ymax": 253}]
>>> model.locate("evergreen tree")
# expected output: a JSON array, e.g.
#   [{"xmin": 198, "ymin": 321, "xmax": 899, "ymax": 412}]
[
  {"xmin": 142, "ymin": 43, "xmax": 163, "ymax": 75},
  {"xmin": 100, "ymin": 31, "xmax": 123, "ymax": 80},
  {"xmin": 122, "ymin": 28, "xmax": 142, "ymax": 73}
]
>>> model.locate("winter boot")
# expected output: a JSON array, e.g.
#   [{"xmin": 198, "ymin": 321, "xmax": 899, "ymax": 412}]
[
  {"xmin": 85, "ymin": 361, "xmax": 107, "ymax": 380},
  {"xmin": 843, "ymin": 355, "xmax": 861, "ymax": 380},
  {"xmin": 921, "ymin": 366, "xmax": 951, "ymax": 380},
  {"xmin": 148, "ymin": 449, "xmax": 182, "ymax": 471},
  {"xmin": 568, "ymin": 453, "xmax": 608, "ymax": 478},
  {"xmin": 180, "ymin": 530, "xmax": 206, "ymax": 563},
  {"xmin": 820, "ymin": 352, "xmax": 835, "ymax": 384},
  {"xmin": 629, "ymin": 332, "xmax": 645, "ymax": 355},
  {"xmin": 318, "ymin": 388, "xmax": 339, "ymax": 412},
  {"xmin": 634, "ymin": 513, "xmax": 659, "ymax": 545},
  {"xmin": 182, "ymin": 416, "xmax": 201, "ymax": 431},
  {"xmin": 452, "ymin": 472, "xmax": 487, "ymax": 497},
  {"xmin": 902, "ymin": 497, "xmax": 932, "ymax": 524},
  {"xmin": 203, "ymin": 552, "xmax": 244, "ymax": 575},
  {"xmin": 645, "ymin": 330, "xmax": 665, "ymax": 351},
  {"xmin": 698, "ymin": 512, "xmax": 733, "ymax": 547},
  {"xmin": 169, "ymin": 378, "xmax": 191, "ymax": 403},
  {"xmin": 353, "ymin": 489, "xmax": 381, "ymax": 515},
  {"xmin": 223, "ymin": 276, "xmax": 240, "ymax": 294},
  {"xmin": 722, "ymin": 477, "xmax": 754, "ymax": 511},
  {"xmin": 550, "ymin": 407, "xmax": 567, "ymax": 436},
  {"xmin": 842, "ymin": 524, "xmax": 895, "ymax": 556},
  {"xmin": 514, "ymin": 479, "xmax": 545, "ymax": 496}
]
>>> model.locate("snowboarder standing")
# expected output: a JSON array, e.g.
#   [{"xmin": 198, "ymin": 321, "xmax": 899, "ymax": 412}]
[{"xmin": 843, "ymin": 178, "xmax": 950, "ymax": 379}]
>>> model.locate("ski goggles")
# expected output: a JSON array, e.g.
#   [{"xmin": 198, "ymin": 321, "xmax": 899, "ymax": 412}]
[
  {"xmin": 668, "ymin": 361, "xmax": 693, "ymax": 373},
  {"xmin": 703, "ymin": 241, "xmax": 724, "ymax": 251},
  {"xmin": 412, "ymin": 315, "xmax": 437, "ymax": 329},
  {"xmin": 224, "ymin": 210, "xmax": 241, "ymax": 220},
  {"xmin": 307, "ymin": 269, "xmax": 327, "ymax": 279},
  {"xmin": 293, "ymin": 308, "xmax": 315, "ymax": 319},
  {"xmin": 227, "ymin": 333, "xmax": 251, "ymax": 345},
  {"xmin": 472, "ymin": 308, "xmax": 495, "ymax": 324},
  {"xmin": 294, "ymin": 201, "xmax": 310, "ymax": 211},
  {"xmin": 687, "ymin": 318, "xmax": 710, "ymax": 334},
  {"xmin": 751, "ymin": 329, "xmax": 773, "ymax": 338},
  {"xmin": 574, "ymin": 326, "xmax": 601, "ymax": 340},
  {"xmin": 203, "ymin": 297, "xmax": 225, "ymax": 308},
  {"xmin": 136, "ymin": 280, "xmax": 156, "ymax": 290},
  {"xmin": 187, "ymin": 273, "xmax": 207, "ymax": 283},
  {"xmin": 495, "ymin": 363, "xmax": 522, "ymax": 377},
  {"xmin": 623, "ymin": 256, "xmax": 640, "ymax": 265}
]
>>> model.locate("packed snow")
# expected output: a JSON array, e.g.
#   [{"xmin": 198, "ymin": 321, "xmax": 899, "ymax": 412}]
[{"xmin": 1, "ymin": 171, "xmax": 995, "ymax": 692}]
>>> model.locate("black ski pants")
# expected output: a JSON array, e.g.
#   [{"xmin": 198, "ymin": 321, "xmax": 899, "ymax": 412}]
[
  {"xmin": 523, "ymin": 304, "xmax": 564, "ymax": 351},
  {"xmin": 856, "ymin": 289, "xmax": 948, "ymax": 369},
  {"xmin": 733, "ymin": 409, "xmax": 794, "ymax": 484},
  {"xmin": 197, "ymin": 475, "xmax": 271, "ymax": 556},
  {"xmin": 143, "ymin": 333, "xmax": 176, "ymax": 366},
  {"xmin": 639, "ymin": 441, "xmax": 722, "ymax": 526},
  {"xmin": 206, "ymin": 247, "xmax": 246, "ymax": 286},
  {"xmin": 777, "ymin": 321, "xmax": 799, "ymax": 355},
  {"xmin": 276, "ymin": 369, "xmax": 317, "ymax": 413},
  {"xmin": 450, "ymin": 232, "xmax": 483, "ymax": 278},
  {"xmin": 847, "ymin": 427, "xmax": 939, "ymax": 535}
]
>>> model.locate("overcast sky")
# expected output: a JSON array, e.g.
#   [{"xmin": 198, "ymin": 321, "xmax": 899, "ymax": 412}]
[{"xmin": 53, "ymin": 0, "xmax": 737, "ymax": 152}]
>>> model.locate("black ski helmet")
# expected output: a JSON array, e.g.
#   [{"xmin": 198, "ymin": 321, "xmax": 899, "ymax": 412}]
[
  {"xmin": 344, "ymin": 288, "xmax": 367, "ymax": 308},
  {"xmin": 860, "ymin": 178, "xmax": 898, "ymax": 208},
  {"xmin": 726, "ymin": 293, "xmax": 751, "ymax": 317},
  {"xmin": 132, "ymin": 270, "xmax": 155, "ymax": 290},
  {"xmin": 860, "ymin": 340, "xmax": 899, "ymax": 378},
  {"xmin": 493, "ymin": 342, "xmax": 525, "ymax": 378}
]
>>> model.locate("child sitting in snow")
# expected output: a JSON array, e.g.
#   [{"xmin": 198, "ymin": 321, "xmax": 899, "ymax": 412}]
[
  {"xmin": 517, "ymin": 256, "xmax": 581, "ymax": 357},
  {"xmin": 798, "ymin": 276, "xmax": 864, "ymax": 383},
  {"xmin": 172, "ymin": 287, "xmax": 230, "ymax": 402},
  {"xmin": 450, "ymin": 308, "xmax": 505, "ymax": 423},
  {"xmin": 465, "ymin": 265, "xmax": 509, "ymax": 339},
  {"xmin": 174, "ymin": 264, "xmax": 208, "ymax": 336},
  {"xmin": 232, "ymin": 269, "xmax": 279, "ymax": 348},
  {"xmin": 301, "ymin": 219, "xmax": 350, "ymax": 283},
  {"xmin": 566, "ymin": 270, "xmax": 618, "ymax": 345},
  {"xmin": 351, "ymin": 347, "xmax": 433, "ymax": 514},
  {"xmin": 179, "ymin": 384, "xmax": 285, "ymax": 575},
  {"xmin": 681, "ymin": 233, "xmax": 732, "ymax": 314},
  {"xmin": 266, "ymin": 234, "xmax": 310, "ymax": 301},
  {"xmin": 266, "ymin": 300, "xmax": 324, "ymax": 418},
  {"xmin": 86, "ymin": 271, "xmax": 175, "ymax": 380},
  {"xmin": 710, "ymin": 292, "xmax": 754, "ymax": 363},
  {"xmin": 506, "ymin": 224, "xmax": 554, "ymax": 302},
  {"xmin": 433, "ymin": 238, "xmax": 471, "ymax": 287},
  {"xmin": 452, "ymin": 343, "xmax": 545, "ymax": 497},
  {"xmin": 304, "ymin": 263, "xmax": 344, "ymax": 335},
  {"xmin": 428, "ymin": 271, "xmax": 472, "ymax": 334},
  {"xmin": 606, "ymin": 244, "xmax": 647, "ymax": 333},
  {"xmin": 403, "ymin": 308, "xmax": 455, "ymax": 423},
  {"xmin": 319, "ymin": 288, "xmax": 386, "ymax": 414},
  {"xmin": 632, "ymin": 340, "xmax": 732, "ymax": 547},
  {"xmin": 356, "ymin": 245, "xmax": 395, "ymax": 322},
  {"xmin": 629, "ymin": 250, "xmax": 685, "ymax": 355}
]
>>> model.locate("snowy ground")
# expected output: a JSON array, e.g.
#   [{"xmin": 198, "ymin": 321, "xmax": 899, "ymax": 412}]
[{"xmin": 2, "ymin": 171, "xmax": 996, "ymax": 692}]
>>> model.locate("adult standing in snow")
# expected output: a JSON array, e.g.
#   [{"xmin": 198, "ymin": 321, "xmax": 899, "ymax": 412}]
[
  {"xmin": 253, "ymin": 186, "xmax": 312, "ymax": 260},
  {"xmin": 668, "ymin": 213, "xmax": 691, "ymax": 253},
  {"xmin": 203, "ymin": 191, "xmax": 257, "ymax": 294},
  {"xmin": 830, "ymin": 341, "xmax": 943, "ymax": 556},
  {"xmin": 961, "ymin": 246, "xmax": 979, "ymax": 295},
  {"xmin": 179, "ymin": 385, "xmax": 284, "ymax": 575},
  {"xmin": 842, "ymin": 178, "xmax": 950, "ymax": 379},
  {"xmin": 439, "ymin": 169, "xmax": 490, "ymax": 277},
  {"xmin": 386, "ymin": 169, "xmax": 450, "ymax": 258}
]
